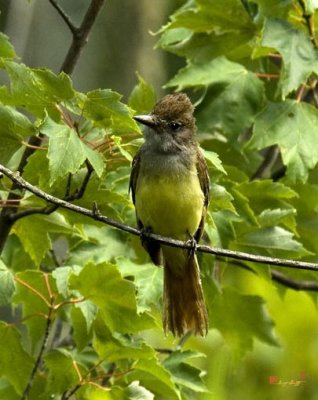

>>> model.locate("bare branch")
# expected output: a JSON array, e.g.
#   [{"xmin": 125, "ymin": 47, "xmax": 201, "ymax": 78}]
[
  {"xmin": 271, "ymin": 269, "xmax": 318, "ymax": 291},
  {"xmin": 48, "ymin": 0, "xmax": 77, "ymax": 34},
  {"xmin": 218, "ymin": 257, "xmax": 318, "ymax": 292},
  {"xmin": 252, "ymin": 145, "xmax": 280, "ymax": 180},
  {"xmin": 1, "ymin": 163, "xmax": 318, "ymax": 272},
  {"xmin": 60, "ymin": 0, "xmax": 105, "ymax": 74},
  {"xmin": 21, "ymin": 301, "xmax": 54, "ymax": 400},
  {"xmin": 11, "ymin": 161, "xmax": 94, "ymax": 221}
]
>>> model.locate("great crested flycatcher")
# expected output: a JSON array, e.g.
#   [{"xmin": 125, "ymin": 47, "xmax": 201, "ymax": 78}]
[{"xmin": 130, "ymin": 93, "xmax": 210, "ymax": 336}]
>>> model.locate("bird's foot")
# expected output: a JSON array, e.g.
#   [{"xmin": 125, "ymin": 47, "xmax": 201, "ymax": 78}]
[
  {"xmin": 139, "ymin": 226, "xmax": 153, "ymax": 246},
  {"xmin": 186, "ymin": 233, "xmax": 197, "ymax": 258}
]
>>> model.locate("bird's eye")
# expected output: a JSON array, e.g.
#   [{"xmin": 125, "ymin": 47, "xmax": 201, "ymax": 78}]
[{"xmin": 169, "ymin": 121, "xmax": 182, "ymax": 131}]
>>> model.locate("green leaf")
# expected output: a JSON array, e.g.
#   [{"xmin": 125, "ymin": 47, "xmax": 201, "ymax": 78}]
[
  {"xmin": 211, "ymin": 288, "xmax": 278, "ymax": 355},
  {"xmin": 13, "ymin": 271, "xmax": 56, "ymax": 346},
  {"xmin": 52, "ymin": 265, "xmax": 81, "ymax": 298},
  {"xmin": 13, "ymin": 215, "xmax": 51, "ymax": 265},
  {"xmin": 158, "ymin": 28, "xmax": 253, "ymax": 63},
  {"xmin": 84, "ymin": 381, "xmax": 154, "ymax": 400},
  {"xmin": 124, "ymin": 381, "xmax": 155, "ymax": 400},
  {"xmin": 163, "ymin": 350, "xmax": 208, "ymax": 393},
  {"xmin": 82, "ymin": 89, "xmax": 139, "ymax": 132},
  {"xmin": 291, "ymin": 183, "xmax": 318, "ymax": 254},
  {"xmin": 67, "ymin": 226, "xmax": 135, "ymax": 266},
  {"xmin": 0, "ymin": 259, "xmax": 15, "ymax": 306},
  {"xmin": 129, "ymin": 73, "xmax": 156, "ymax": 114},
  {"xmin": 129, "ymin": 358, "xmax": 180, "ymax": 400},
  {"xmin": 164, "ymin": 0, "xmax": 253, "ymax": 33},
  {"xmin": 233, "ymin": 226, "xmax": 310, "ymax": 258},
  {"xmin": 257, "ymin": 208, "xmax": 297, "ymax": 231},
  {"xmin": 0, "ymin": 105, "xmax": 36, "ymax": 164},
  {"xmin": 261, "ymin": 18, "xmax": 318, "ymax": 98},
  {"xmin": 202, "ymin": 150, "xmax": 227, "ymax": 174},
  {"xmin": 41, "ymin": 116, "xmax": 86, "ymax": 185},
  {"xmin": 13, "ymin": 213, "xmax": 72, "ymax": 266},
  {"xmin": 3, "ymin": 61, "xmax": 74, "ymax": 118},
  {"xmin": 70, "ymin": 262, "xmax": 154, "ymax": 333},
  {"xmin": 237, "ymin": 179, "xmax": 297, "ymax": 204},
  {"xmin": 112, "ymin": 135, "xmax": 133, "ymax": 161},
  {"xmin": 251, "ymin": 0, "xmax": 291, "ymax": 18},
  {"xmin": 248, "ymin": 101, "xmax": 318, "ymax": 182},
  {"xmin": 166, "ymin": 56, "xmax": 247, "ymax": 89},
  {"xmin": 116, "ymin": 257, "xmax": 163, "ymax": 312},
  {"xmin": 0, "ymin": 33, "xmax": 16, "ymax": 59},
  {"xmin": 82, "ymin": 144, "xmax": 104, "ymax": 177},
  {"xmin": 45, "ymin": 349, "xmax": 81, "ymax": 393},
  {"xmin": 209, "ymin": 183, "xmax": 235, "ymax": 212},
  {"xmin": 71, "ymin": 305, "xmax": 94, "ymax": 350},
  {"xmin": 196, "ymin": 72, "xmax": 265, "ymax": 141},
  {"xmin": 0, "ymin": 322, "xmax": 34, "ymax": 394},
  {"xmin": 93, "ymin": 314, "xmax": 155, "ymax": 362}
]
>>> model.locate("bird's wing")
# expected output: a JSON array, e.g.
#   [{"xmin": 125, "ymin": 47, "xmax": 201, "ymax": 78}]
[
  {"xmin": 129, "ymin": 149, "xmax": 142, "ymax": 205},
  {"xmin": 194, "ymin": 148, "xmax": 210, "ymax": 242}
]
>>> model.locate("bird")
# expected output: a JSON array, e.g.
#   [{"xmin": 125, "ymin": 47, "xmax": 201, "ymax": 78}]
[{"xmin": 129, "ymin": 92, "xmax": 210, "ymax": 336}]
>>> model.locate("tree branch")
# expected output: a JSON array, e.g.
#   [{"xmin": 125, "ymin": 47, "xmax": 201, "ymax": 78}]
[
  {"xmin": 1, "ymin": 163, "xmax": 318, "ymax": 273},
  {"xmin": 21, "ymin": 301, "xmax": 54, "ymax": 400},
  {"xmin": 252, "ymin": 145, "xmax": 280, "ymax": 180},
  {"xmin": 48, "ymin": 0, "xmax": 77, "ymax": 34},
  {"xmin": 0, "ymin": 135, "xmax": 43, "ymax": 252},
  {"xmin": 11, "ymin": 161, "xmax": 94, "ymax": 221},
  {"xmin": 60, "ymin": 0, "xmax": 105, "ymax": 75},
  {"xmin": 271, "ymin": 269, "xmax": 318, "ymax": 291},
  {"xmin": 218, "ymin": 257, "xmax": 318, "ymax": 292}
]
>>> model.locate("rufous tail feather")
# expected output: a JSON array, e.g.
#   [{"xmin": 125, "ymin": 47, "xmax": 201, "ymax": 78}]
[{"xmin": 163, "ymin": 254, "xmax": 208, "ymax": 336}]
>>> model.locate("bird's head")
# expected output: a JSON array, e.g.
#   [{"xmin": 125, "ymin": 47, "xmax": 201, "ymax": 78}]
[{"xmin": 133, "ymin": 93, "xmax": 196, "ymax": 153}]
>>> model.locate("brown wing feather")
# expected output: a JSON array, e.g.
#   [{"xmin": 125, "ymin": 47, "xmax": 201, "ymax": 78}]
[
  {"xmin": 129, "ymin": 149, "xmax": 162, "ymax": 265},
  {"xmin": 194, "ymin": 149, "xmax": 210, "ymax": 242},
  {"xmin": 129, "ymin": 150, "xmax": 142, "ymax": 205}
]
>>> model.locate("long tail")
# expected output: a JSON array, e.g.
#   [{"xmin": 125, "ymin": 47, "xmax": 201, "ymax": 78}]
[{"xmin": 163, "ymin": 253, "xmax": 208, "ymax": 336}]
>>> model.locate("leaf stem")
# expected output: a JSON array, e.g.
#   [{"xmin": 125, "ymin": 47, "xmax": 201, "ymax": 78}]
[{"xmin": 15, "ymin": 276, "xmax": 51, "ymax": 308}]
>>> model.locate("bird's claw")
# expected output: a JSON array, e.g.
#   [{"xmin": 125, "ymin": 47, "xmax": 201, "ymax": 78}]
[
  {"xmin": 140, "ymin": 226, "xmax": 153, "ymax": 245},
  {"xmin": 186, "ymin": 235, "xmax": 197, "ymax": 258}
]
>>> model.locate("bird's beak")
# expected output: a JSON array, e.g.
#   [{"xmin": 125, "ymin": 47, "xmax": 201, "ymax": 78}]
[{"xmin": 133, "ymin": 114, "xmax": 156, "ymax": 128}]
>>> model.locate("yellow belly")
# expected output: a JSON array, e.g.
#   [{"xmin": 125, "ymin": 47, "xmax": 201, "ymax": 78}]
[{"xmin": 135, "ymin": 170, "xmax": 204, "ymax": 240}]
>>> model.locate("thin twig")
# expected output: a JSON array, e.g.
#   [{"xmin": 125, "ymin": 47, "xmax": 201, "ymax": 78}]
[
  {"xmin": 252, "ymin": 145, "xmax": 280, "ymax": 180},
  {"xmin": 21, "ymin": 300, "xmax": 54, "ymax": 400},
  {"xmin": 62, "ymin": 383, "xmax": 82, "ymax": 400},
  {"xmin": 256, "ymin": 73, "xmax": 280, "ymax": 80},
  {"xmin": 60, "ymin": 0, "xmax": 105, "ymax": 74},
  {"xmin": 48, "ymin": 0, "xmax": 77, "ymax": 34},
  {"xmin": 15, "ymin": 276, "xmax": 51, "ymax": 307},
  {"xmin": 296, "ymin": 84, "xmax": 306, "ymax": 102},
  {"xmin": 11, "ymin": 162, "xmax": 94, "ymax": 221},
  {"xmin": 217, "ymin": 257, "xmax": 318, "ymax": 292},
  {"xmin": 271, "ymin": 269, "xmax": 318, "ymax": 291},
  {"xmin": 1, "ymin": 163, "xmax": 318, "ymax": 272}
]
